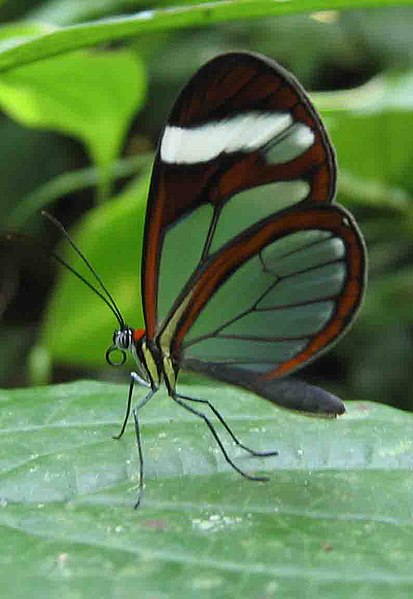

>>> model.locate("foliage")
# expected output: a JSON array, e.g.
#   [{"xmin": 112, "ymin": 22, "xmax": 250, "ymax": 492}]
[
  {"xmin": 0, "ymin": 1, "xmax": 411, "ymax": 73},
  {"xmin": 0, "ymin": 2, "xmax": 412, "ymax": 594},
  {"xmin": 0, "ymin": 48, "xmax": 146, "ymax": 202},
  {"xmin": 0, "ymin": 381, "xmax": 412, "ymax": 596}
]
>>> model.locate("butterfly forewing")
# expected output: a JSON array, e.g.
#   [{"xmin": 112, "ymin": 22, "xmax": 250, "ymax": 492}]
[{"xmin": 142, "ymin": 52, "xmax": 337, "ymax": 339}]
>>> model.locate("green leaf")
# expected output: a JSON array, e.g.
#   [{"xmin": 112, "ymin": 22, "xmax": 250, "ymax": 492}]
[
  {"xmin": 27, "ymin": 0, "xmax": 150, "ymax": 26},
  {"xmin": 41, "ymin": 173, "xmax": 150, "ymax": 367},
  {"xmin": 337, "ymin": 171, "xmax": 411, "ymax": 212},
  {"xmin": 0, "ymin": 49, "xmax": 146, "ymax": 200},
  {"xmin": 315, "ymin": 71, "xmax": 413, "ymax": 194},
  {"xmin": 0, "ymin": 22, "xmax": 50, "ymax": 53},
  {"xmin": 0, "ymin": 1, "xmax": 411, "ymax": 73},
  {"xmin": 0, "ymin": 381, "xmax": 412, "ymax": 595},
  {"xmin": 361, "ymin": 266, "xmax": 413, "ymax": 328}
]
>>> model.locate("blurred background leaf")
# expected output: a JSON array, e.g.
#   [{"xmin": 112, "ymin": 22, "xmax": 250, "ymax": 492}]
[
  {"xmin": 0, "ymin": 49, "xmax": 146, "ymax": 202},
  {"xmin": 41, "ymin": 172, "xmax": 149, "ymax": 368},
  {"xmin": 0, "ymin": 1, "xmax": 411, "ymax": 71},
  {"xmin": 318, "ymin": 71, "xmax": 413, "ymax": 189}
]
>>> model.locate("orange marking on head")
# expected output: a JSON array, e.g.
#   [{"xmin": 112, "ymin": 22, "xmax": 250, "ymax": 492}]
[{"xmin": 133, "ymin": 328, "xmax": 145, "ymax": 342}]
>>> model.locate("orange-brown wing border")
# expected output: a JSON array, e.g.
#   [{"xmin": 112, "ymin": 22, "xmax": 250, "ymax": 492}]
[{"xmin": 167, "ymin": 203, "xmax": 366, "ymax": 379}]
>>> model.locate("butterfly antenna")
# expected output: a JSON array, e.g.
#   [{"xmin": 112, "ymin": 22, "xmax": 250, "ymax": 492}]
[
  {"xmin": 5, "ymin": 231, "xmax": 125, "ymax": 328},
  {"xmin": 42, "ymin": 211, "xmax": 125, "ymax": 327}
]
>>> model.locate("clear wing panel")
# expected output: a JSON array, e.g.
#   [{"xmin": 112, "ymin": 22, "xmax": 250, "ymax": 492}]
[
  {"xmin": 184, "ymin": 230, "xmax": 347, "ymax": 352},
  {"xmin": 209, "ymin": 181, "xmax": 310, "ymax": 254},
  {"xmin": 259, "ymin": 263, "xmax": 346, "ymax": 309},
  {"xmin": 221, "ymin": 301, "xmax": 335, "ymax": 338},
  {"xmin": 157, "ymin": 205, "xmax": 213, "ymax": 324},
  {"xmin": 185, "ymin": 337, "xmax": 307, "ymax": 363},
  {"xmin": 175, "ymin": 205, "xmax": 365, "ymax": 379}
]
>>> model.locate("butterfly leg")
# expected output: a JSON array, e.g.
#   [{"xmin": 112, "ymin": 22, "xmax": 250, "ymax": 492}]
[
  {"xmin": 178, "ymin": 388, "xmax": 279, "ymax": 458},
  {"xmin": 172, "ymin": 393, "xmax": 269, "ymax": 482},
  {"xmin": 175, "ymin": 392, "xmax": 278, "ymax": 458},
  {"xmin": 131, "ymin": 388, "xmax": 158, "ymax": 509},
  {"xmin": 113, "ymin": 371, "xmax": 151, "ymax": 440},
  {"xmin": 132, "ymin": 406, "xmax": 144, "ymax": 509},
  {"xmin": 112, "ymin": 372, "xmax": 156, "ymax": 508}
]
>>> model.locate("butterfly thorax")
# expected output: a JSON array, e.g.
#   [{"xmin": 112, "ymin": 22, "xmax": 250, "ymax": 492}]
[{"xmin": 112, "ymin": 326, "xmax": 177, "ymax": 392}]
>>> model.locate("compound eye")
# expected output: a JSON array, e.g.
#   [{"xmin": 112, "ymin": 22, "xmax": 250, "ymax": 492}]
[{"xmin": 105, "ymin": 345, "xmax": 126, "ymax": 367}]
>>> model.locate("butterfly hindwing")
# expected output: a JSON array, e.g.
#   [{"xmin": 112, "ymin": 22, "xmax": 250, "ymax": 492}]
[{"xmin": 155, "ymin": 204, "xmax": 365, "ymax": 384}]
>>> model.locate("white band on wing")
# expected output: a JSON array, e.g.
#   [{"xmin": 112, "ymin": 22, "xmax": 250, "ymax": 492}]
[{"xmin": 160, "ymin": 112, "xmax": 294, "ymax": 164}]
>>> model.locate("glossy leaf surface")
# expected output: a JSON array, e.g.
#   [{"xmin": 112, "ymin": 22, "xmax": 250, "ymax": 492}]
[{"xmin": 0, "ymin": 381, "xmax": 412, "ymax": 596}]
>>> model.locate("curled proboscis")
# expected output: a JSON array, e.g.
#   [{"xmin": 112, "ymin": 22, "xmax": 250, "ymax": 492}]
[{"xmin": 105, "ymin": 345, "xmax": 126, "ymax": 366}]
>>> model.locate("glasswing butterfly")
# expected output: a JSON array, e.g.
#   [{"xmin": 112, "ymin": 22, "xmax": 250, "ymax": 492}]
[{"xmin": 49, "ymin": 52, "xmax": 366, "ymax": 507}]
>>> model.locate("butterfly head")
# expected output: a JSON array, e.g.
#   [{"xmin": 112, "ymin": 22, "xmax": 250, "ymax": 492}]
[{"xmin": 106, "ymin": 326, "xmax": 145, "ymax": 366}]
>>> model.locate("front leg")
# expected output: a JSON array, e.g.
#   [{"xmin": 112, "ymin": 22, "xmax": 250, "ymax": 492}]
[
  {"xmin": 113, "ymin": 371, "xmax": 151, "ymax": 440},
  {"xmin": 113, "ymin": 371, "xmax": 157, "ymax": 507}
]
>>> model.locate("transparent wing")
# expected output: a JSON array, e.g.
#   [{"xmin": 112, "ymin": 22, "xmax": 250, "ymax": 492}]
[
  {"xmin": 141, "ymin": 52, "xmax": 336, "ymax": 338},
  {"xmin": 161, "ymin": 205, "xmax": 365, "ymax": 381}
]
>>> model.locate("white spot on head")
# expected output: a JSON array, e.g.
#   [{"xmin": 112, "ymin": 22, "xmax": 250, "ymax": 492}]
[{"xmin": 160, "ymin": 111, "xmax": 293, "ymax": 164}]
